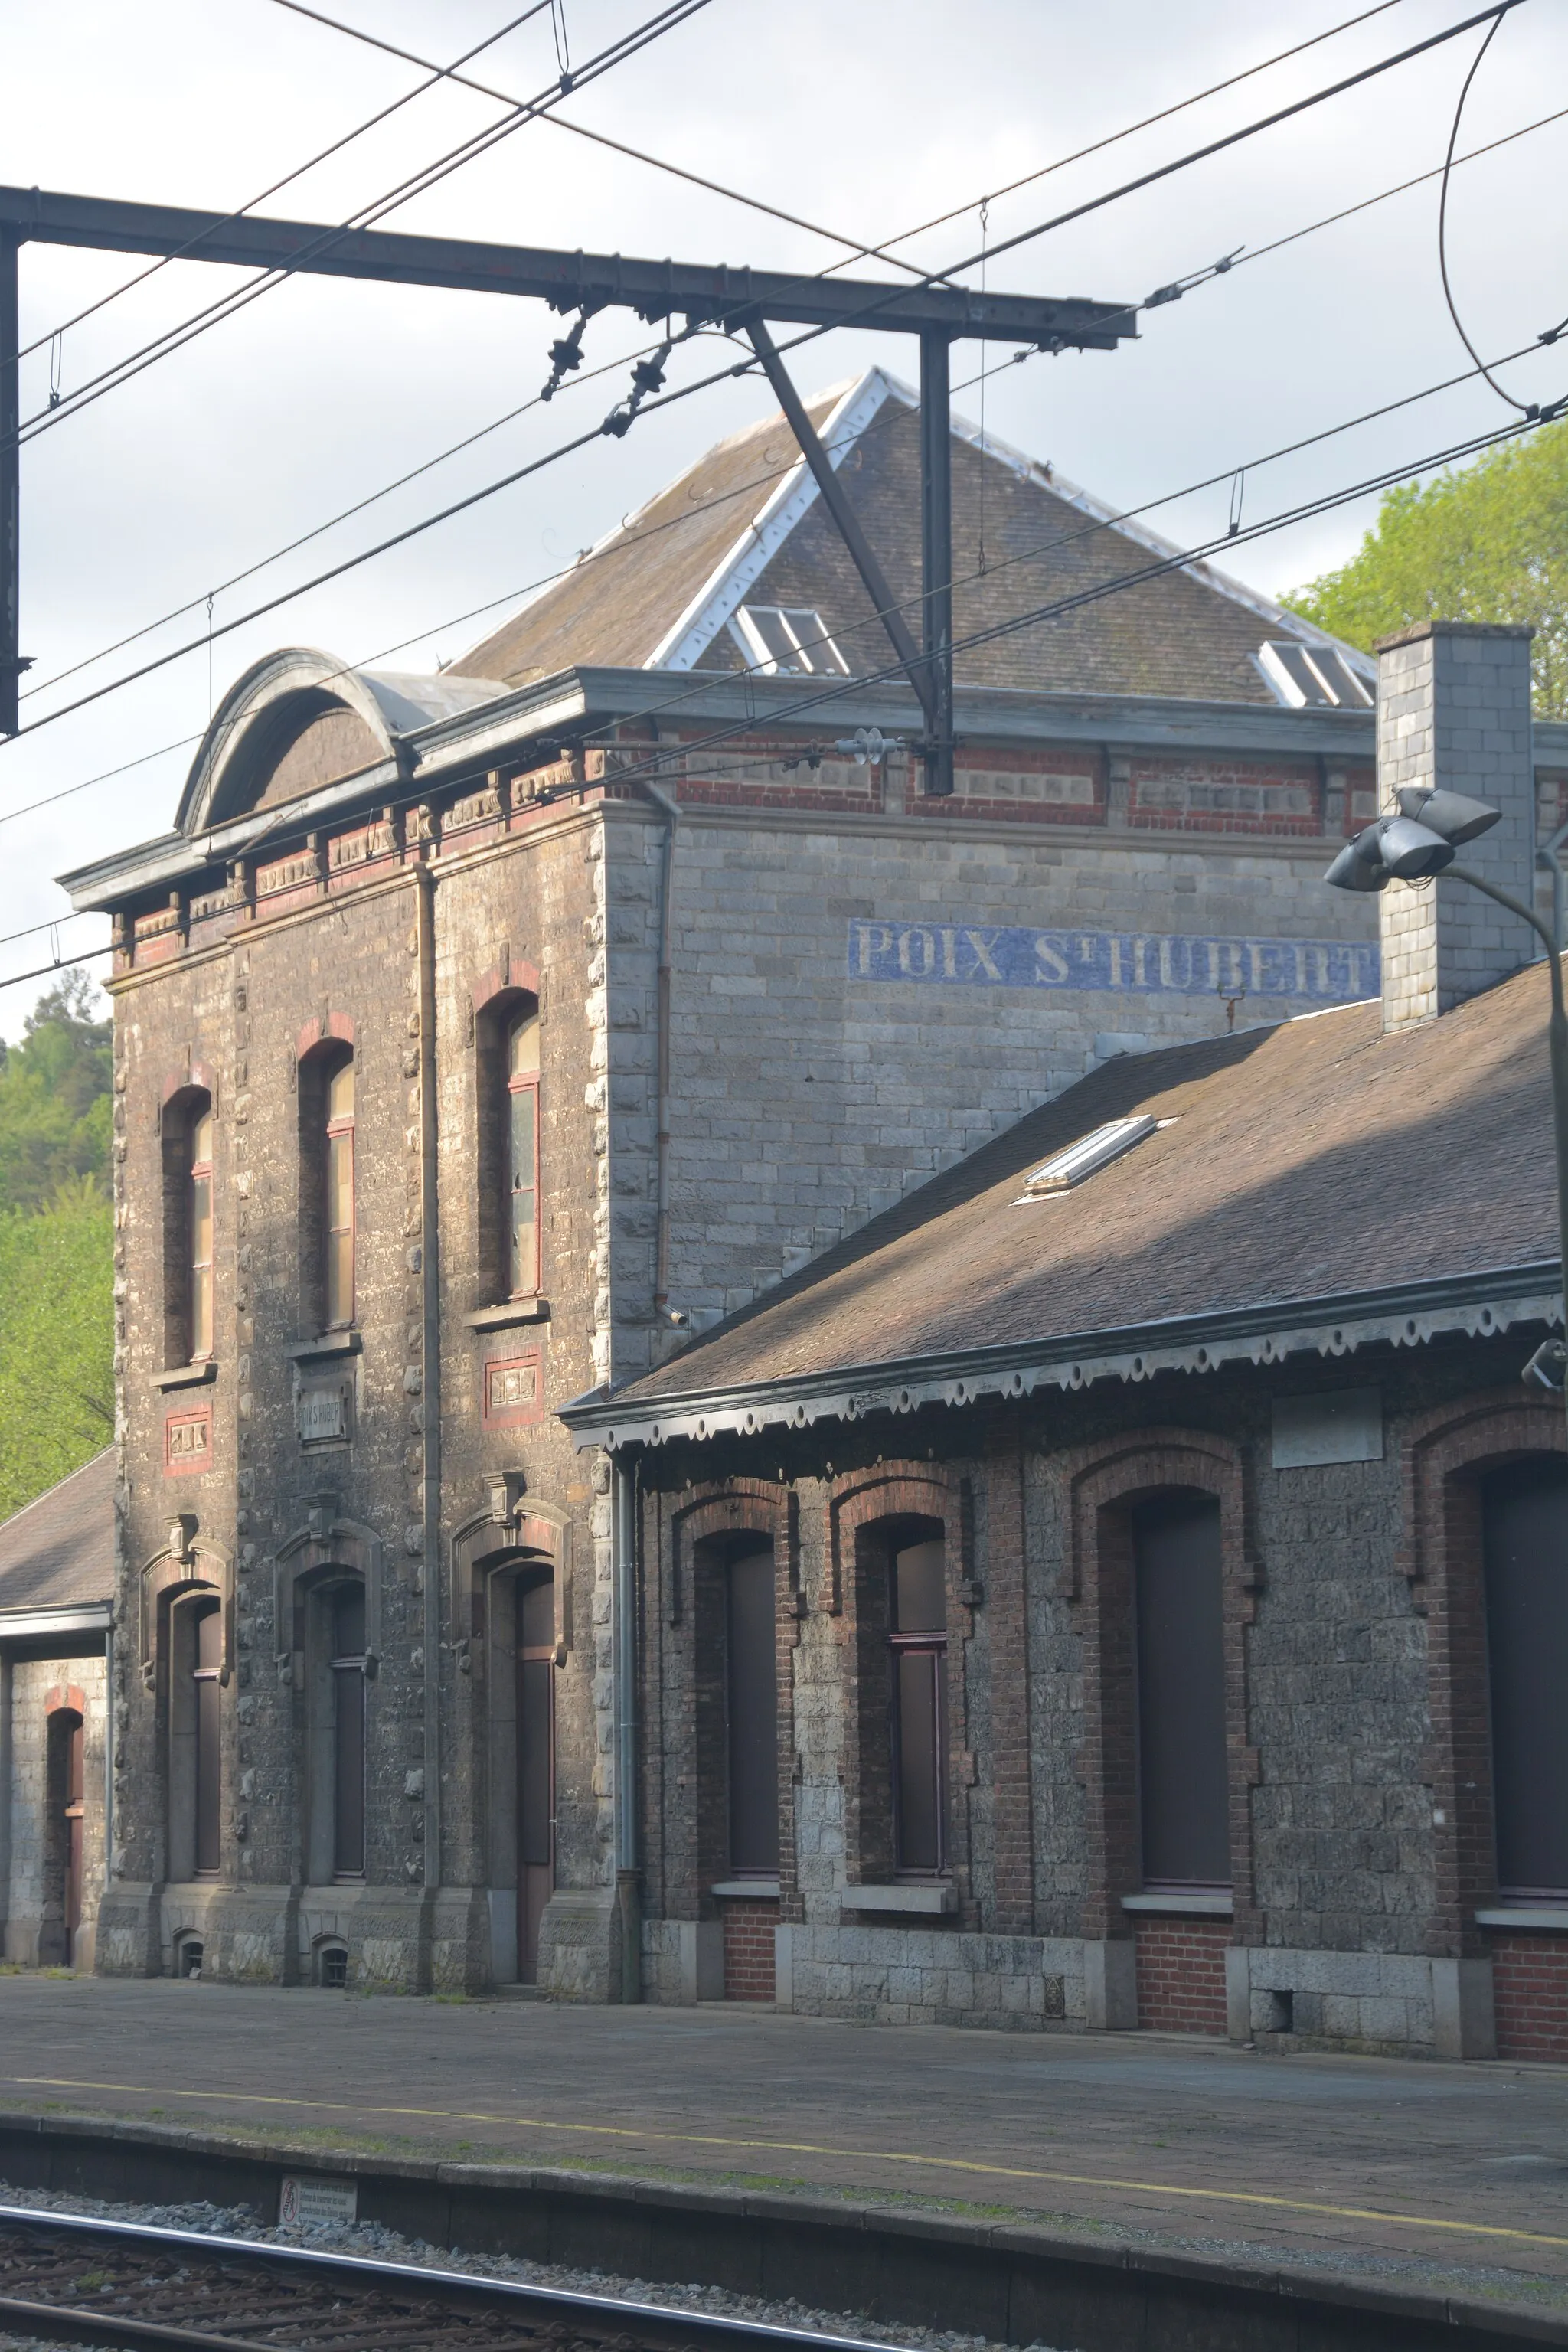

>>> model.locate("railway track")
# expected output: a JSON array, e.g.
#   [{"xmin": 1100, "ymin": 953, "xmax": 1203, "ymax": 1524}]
[{"xmin": 0, "ymin": 2207, "xmax": 899, "ymax": 2352}]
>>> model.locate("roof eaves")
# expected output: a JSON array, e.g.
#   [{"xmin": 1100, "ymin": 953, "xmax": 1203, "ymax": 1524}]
[
  {"xmin": 558, "ymin": 1263, "xmax": 1562, "ymax": 1451},
  {"xmin": 646, "ymin": 369, "xmax": 900, "ymax": 672}
]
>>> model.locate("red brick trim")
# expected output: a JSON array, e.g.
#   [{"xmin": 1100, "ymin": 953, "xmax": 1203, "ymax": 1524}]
[
  {"xmin": 44, "ymin": 1684, "xmax": 87, "ymax": 1718},
  {"xmin": 828, "ymin": 1465, "xmax": 973, "ymax": 1914},
  {"xmin": 295, "ymin": 1011, "xmax": 354, "ymax": 1062},
  {"xmin": 159, "ymin": 1057, "xmax": 218, "ymax": 1112},
  {"xmin": 1060, "ymin": 1429, "xmax": 1259, "ymax": 1944},
  {"xmin": 720, "ymin": 1898, "xmax": 777, "ymax": 2001},
  {"xmin": 982, "ymin": 1424, "xmax": 1034, "ymax": 1936},
  {"xmin": 1401, "ymin": 1390, "xmax": 1566, "ymax": 1957},
  {"xmin": 1491, "ymin": 1932, "xmax": 1568, "ymax": 2062},
  {"xmin": 1135, "ymin": 1915, "xmax": 1229, "ymax": 2034},
  {"xmin": 472, "ymin": 956, "xmax": 541, "ymax": 1017}
]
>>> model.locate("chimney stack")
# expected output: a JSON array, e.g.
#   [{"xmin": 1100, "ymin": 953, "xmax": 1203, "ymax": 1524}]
[{"xmin": 1377, "ymin": 622, "xmax": 1535, "ymax": 1032}]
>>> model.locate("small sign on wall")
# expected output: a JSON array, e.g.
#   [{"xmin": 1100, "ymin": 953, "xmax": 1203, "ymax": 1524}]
[
  {"xmin": 1272, "ymin": 1387, "xmax": 1383, "ymax": 1468},
  {"xmin": 278, "ymin": 2174, "xmax": 358, "ymax": 2229},
  {"xmin": 164, "ymin": 1404, "xmax": 213, "ymax": 1477},
  {"xmin": 298, "ymin": 1381, "xmax": 351, "ymax": 1447},
  {"xmin": 484, "ymin": 1348, "xmax": 544, "ymax": 1429}
]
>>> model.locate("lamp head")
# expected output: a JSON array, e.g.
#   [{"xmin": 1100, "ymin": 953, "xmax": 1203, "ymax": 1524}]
[
  {"xmin": 1325, "ymin": 827, "xmax": 1390, "ymax": 893},
  {"xmin": 1396, "ymin": 785, "xmax": 1501, "ymax": 846},
  {"xmin": 1375, "ymin": 812, "xmax": 1456, "ymax": 880}
]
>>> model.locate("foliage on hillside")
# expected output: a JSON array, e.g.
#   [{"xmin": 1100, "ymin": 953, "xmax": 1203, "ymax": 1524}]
[
  {"xmin": 1285, "ymin": 419, "xmax": 1568, "ymax": 717},
  {"xmin": 0, "ymin": 1178, "xmax": 115, "ymax": 1517},
  {"xmin": 0, "ymin": 975, "xmax": 116, "ymax": 1517},
  {"xmin": 0, "ymin": 972, "xmax": 113, "ymax": 1214}
]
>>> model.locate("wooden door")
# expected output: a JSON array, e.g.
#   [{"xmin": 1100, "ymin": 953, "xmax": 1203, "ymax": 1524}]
[
  {"xmin": 516, "ymin": 1576, "xmax": 555, "ymax": 1982},
  {"xmin": 63, "ymin": 1717, "xmax": 84, "ymax": 1967}
]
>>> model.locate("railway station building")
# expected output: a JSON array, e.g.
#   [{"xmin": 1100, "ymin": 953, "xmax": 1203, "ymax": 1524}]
[{"xmin": 51, "ymin": 370, "xmax": 1568, "ymax": 2032}]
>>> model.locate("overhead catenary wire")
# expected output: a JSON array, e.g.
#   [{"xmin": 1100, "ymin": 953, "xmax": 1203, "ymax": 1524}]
[
  {"xmin": 267, "ymin": 0, "xmax": 940, "ymax": 281},
  {"xmin": 6, "ymin": 0, "xmax": 714, "ymax": 453},
  {"xmin": 22, "ymin": 89, "xmax": 1567, "ymax": 717},
  {"xmin": 2, "ymin": 0, "xmax": 555, "ymax": 375},
  {"xmin": 1437, "ymin": 8, "xmax": 1542, "ymax": 415}
]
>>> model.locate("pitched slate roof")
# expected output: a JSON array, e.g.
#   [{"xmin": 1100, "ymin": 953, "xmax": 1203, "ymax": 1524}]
[
  {"xmin": 583, "ymin": 959, "xmax": 1557, "ymax": 1422},
  {"xmin": 0, "ymin": 1449, "xmax": 114, "ymax": 1618},
  {"xmin": 457, "ymin": 369, "xmax": 1365, "ymax": 704}
]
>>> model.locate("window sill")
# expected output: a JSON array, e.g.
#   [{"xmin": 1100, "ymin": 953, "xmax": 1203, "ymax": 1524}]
[
  {"xmin": 466, "ymin": 1297, "xmax": 550, "ymax": 1331},
  {"xmin": 841, "ymin": 1883, "xmax": 956, "ymax": 1916},
  {"xmin": 1476, "ymin": 1906, "xmax": 1568, "ymax": 1932},
  {"xmin": 1123, "ymin": 1891, "xmax": 1234, "ymax": 1917},
  {"xmin": 154, "ymin": 1361, "xmax": 217, "ymax": 1391},
  {"xmin": 285, "ymin": 1331, "xmax": 364, "ymax": 1365},
  {"xmin": 711, "ymin": 1880, "xmax": 780, "ymax": 1900}
]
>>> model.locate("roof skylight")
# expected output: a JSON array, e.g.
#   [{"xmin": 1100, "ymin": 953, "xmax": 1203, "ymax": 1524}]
[
  {"xmin": 1255, "ymin": 640, "xmax": 1374, "ymax": 710},
  {"xmin": 732, "ymin": 605, "xmax": 851, "ymax": 678},
  {"xmin": 1024, "ymin": 1114, "xmax": 1158, "ymax": 1194}
]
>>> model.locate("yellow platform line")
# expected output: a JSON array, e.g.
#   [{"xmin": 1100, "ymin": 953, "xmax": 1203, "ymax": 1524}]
[{"xmin": 9, "ymin": 2075, "xmax": 1567, "ymax": 2256}]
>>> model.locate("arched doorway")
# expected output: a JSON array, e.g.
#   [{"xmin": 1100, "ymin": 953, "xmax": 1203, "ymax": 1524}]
[{"xmin": 516, "ymin": 1570, "xmax": 556, "ymax": 1982}]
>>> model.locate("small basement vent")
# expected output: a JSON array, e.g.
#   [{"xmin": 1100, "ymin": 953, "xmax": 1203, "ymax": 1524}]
[
  {"xmin": 731, "ymin": 605, "xmax": 851, "ymax": 678},
  {"xmin": 1024, "ymin": 1114, "xmax": 1158, "ymax": 1193},
  {"xmin": 1255, "ymin": 640, "xmax": 1374, "ymax": 710}
]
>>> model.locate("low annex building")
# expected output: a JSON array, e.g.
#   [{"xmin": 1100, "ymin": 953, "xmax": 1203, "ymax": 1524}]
[
  {"xmin": 53, "ymin": 342, "xmax": 1566, "ymax": 2009},
  {"xmin": 567, "ymin": 624, "xmax": 1568, "ymax": 2060},
  {"xmin": 0, "ymin": 1452, "xmax": 114, "ymax": 1971}
]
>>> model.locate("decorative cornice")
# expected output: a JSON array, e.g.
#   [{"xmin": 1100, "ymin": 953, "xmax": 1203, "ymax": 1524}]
[{"xmin": 560, "ymin": 1263, "xmax": 1562, "ymax": 1452}]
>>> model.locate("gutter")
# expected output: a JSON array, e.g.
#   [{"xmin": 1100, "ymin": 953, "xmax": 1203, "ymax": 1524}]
[
  {"xmin": 0, "ymin": 1604, "xmax": 113, "ymax": 1641},
  {"xmin": 559, "ymin": 1260, "xmax": 1561, "ymax": 1451},
  {"xmin": 413, "ymin": 860, "xmax": 443, "ymax": 1907},
  {"xmin": 638, "ymin": 781, "xmax": 680, "ymax": 1321}
]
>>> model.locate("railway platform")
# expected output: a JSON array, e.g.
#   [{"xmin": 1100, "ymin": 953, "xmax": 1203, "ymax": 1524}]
[{"xmin": 0, "ymin": 1975, "xmax": 1565, "ymax": 2330}]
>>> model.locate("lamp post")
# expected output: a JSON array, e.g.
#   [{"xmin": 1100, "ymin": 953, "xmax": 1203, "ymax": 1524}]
[{"xmin": 1326, "ymin": 788, "xmax": 1568, "ymax": 1412}]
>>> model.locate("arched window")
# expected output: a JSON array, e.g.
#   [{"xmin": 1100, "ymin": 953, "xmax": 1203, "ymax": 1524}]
[
  {"xmin": 507, "ymin": 1009, "xmax": 541, "ymax": 1298},
  {"xmin": 1132, "ymin": 1493, "xmax": 1229, "ymax": 1890},
  {"xmin": 329, "ymin": 1583, "xmax": 367, "ymax": 1880},
  {"xmin": 322, "ymin": 1054, "xmax": 355, "ymax": 1328},
  {"xmin": 191, "ymin": 1599, "xmax": 222, "ymax": 1877},
  {"xmin": 1484, "ymin": 1459, "xmax": 1568, "ymax": 1899},
  {"xmin": 890, "ymin": 1536, "xmax": 946, "ymax": 1875},
  {"xmin": 727, "ymin": 1548, "xmax": 778, "ymax": 1876},
  {"xmin": 162, "ymin": 1089, "xmax": 214, "ymax": 1368},
  {"xmin": 188, "ymin": 1102, "xmax": 214, "ymax": 1360}
]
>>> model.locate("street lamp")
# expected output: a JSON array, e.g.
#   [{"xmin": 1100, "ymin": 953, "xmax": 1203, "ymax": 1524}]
[{"xmin": 1325, "ymin": 788, "xmax": 1568, "ymax": 1410}]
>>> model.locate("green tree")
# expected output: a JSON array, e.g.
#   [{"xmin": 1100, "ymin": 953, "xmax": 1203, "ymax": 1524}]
[
  {"xmin": 1285, "ymin": 418, "xmax": 1568, "ymax": 717},
  {"xmin": 0, "ymin": 970, "xmax": 113, "ymax": 1214},
  {"xmin": 0, "ymin": 1178, "xmax": 114, "ymax": 1517}
]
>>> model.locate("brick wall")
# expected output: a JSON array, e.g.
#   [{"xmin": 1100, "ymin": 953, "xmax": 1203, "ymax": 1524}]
[
  {"xmin": 1491, "ymin": 1935, "xmax": 1568, "ymax": 2063},
  {"xmin": 1135, "ymin": 1916, "xmax": 1230, "ymax": 2035},
  {"xmin": 722, "ymin": 1900, "xmax": 776, "ymax": 2001}
]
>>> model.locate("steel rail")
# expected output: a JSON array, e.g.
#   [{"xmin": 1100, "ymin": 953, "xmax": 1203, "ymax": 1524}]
[{"xmin": 0, "ymin": 2203, "xmax": 906, "ymax": 2352}]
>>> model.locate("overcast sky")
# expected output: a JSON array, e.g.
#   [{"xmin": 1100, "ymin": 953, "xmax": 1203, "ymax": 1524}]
[{"xmin": 4, "ymin": 0, "xmax": 1565, "ymax": 1027}]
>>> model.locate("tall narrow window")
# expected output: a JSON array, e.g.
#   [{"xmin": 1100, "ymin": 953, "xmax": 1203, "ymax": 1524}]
[
  {"xmin": 727, "ymin": 1548, "xmax": 779, "ymax": 1875},
  {"xmin": 890, "ymin": 1537, "xmax": 946, "ymax": 1874},
  {"xmin": 330, "ymin": 1583, "xmax": 367, "ymax": 1880},
  {"xmin": 192, "ymin": 1602, "xmax": 222, "ymax": 1878},
  {"xmin": 517, "ymin": 1574, "xmax": 555, "ymax": 1981},
  {"xmin": 323, "ymin": 1057, "xmax": 355, "ymax": 1328},
  {"xmin": 1133, "ymin": 1494, "xmax": 1229, "ymax": 1889},
  {"xmin": 188, "ymin": 1102, "xmax": 214, "ymax": 1360},
  {"xmin": 508, "ymin": 1011, "xmax": 541, "ymax": 1297},
  {"xmin": 1484, "ymin": 1459, "xmax": 1568, "ymax": 1899}
]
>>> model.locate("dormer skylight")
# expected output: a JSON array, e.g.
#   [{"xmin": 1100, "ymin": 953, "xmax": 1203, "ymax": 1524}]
[
  {"xmin": 1255, "ymin": 640, "xmax": 1374, "ymax": 710},
  {"xmin": 1024, "ymin": 1115, "xmax": 1158, "ymax": 1194},
  {"xmin": 732, "ymin": 605, "xmax": 851, "ymax": 678}
]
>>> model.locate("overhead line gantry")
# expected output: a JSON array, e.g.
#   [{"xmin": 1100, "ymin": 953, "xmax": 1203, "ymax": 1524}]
[{"xmin": 0, "ymin": 183, "xmax": 1138, "ymax": 792}]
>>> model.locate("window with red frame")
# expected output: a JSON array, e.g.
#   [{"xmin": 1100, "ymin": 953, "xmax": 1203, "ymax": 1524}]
[
  {"xmin": 507, "ymin": 1010, "xmax": 541, "ymax": 1297},
  {"xmin": 323, "ymin": 1055, "xmax": 355, "ymax": 1328}
]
